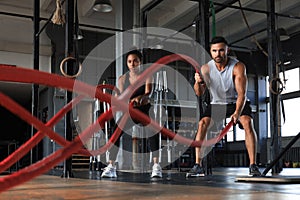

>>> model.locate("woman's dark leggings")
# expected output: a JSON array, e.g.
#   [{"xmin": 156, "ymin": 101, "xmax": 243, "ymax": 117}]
[{"xmin": 108, "ymin": 103, "xmax": 160, "ymax": 161}]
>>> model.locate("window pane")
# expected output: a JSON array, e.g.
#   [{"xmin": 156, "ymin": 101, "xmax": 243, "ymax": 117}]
[
  {"xmin": 225, "ymin": 118, "xmax": 234, "ymax": 142},
  {"xmin": 227, "ymin": 129, "xmax": 234, "ymax": 142},
  {"xmin": 281, "ymin": 98, "xmax": 300, "ymax": 137},
  {"xmin": 266, "ymin": 68, "xmax": 300, "ymax": 96},
  {"xmin": 266, "ymin": 68, "xmax": 300, "ymax": 138},
  {"xmin": 281, "ymin": 68, "xmax": 299, "ymax": 94},
  {"xmin": 236, "ymin": 126, "xmax": 246, "ymax": 141},
  {"xmin": 268, "ymin": 98, "xmax": 300, "ymax": 137}
]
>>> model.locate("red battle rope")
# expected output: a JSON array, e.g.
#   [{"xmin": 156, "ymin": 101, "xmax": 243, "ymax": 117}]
[{"xmin": 0, "ymin": 54, "xmax": 233, "ymax": 192}]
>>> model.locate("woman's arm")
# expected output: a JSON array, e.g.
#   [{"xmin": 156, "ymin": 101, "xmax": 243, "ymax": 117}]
[
  {"xmin": 129, "ymin": 75, "xmax": 153, "ymax": 106},
  {"xmin": 117, "ymin": 74, "xmax": 125, "ymax": 94}
]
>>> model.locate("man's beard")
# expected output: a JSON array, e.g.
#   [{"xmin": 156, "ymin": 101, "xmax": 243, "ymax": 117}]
[{"xmin": 214, "ymin": 56, "xmax": 224, "ymax": 63}]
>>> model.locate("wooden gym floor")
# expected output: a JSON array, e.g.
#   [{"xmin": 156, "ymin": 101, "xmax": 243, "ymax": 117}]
[{"xmin": 1, "ymin": 167, "xmax": 300, "ymax": 199}]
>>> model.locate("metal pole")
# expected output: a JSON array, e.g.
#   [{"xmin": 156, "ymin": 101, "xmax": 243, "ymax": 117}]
[
  {"xmin": 62, "ymin": 0, "xmax": 74, "ymax": 178},
  {"xmin": 267, "ymin": 0, "xmax": 282, "ymax": 175},
  {"xmin": 31, "ymin": 0, "xmax": 40, "ymax": 164},
  {"xmin": 262, "ymin": 132, "xmax": 300, "ymax": 176},
  {"xmin": 196, "ymin": 0, "xmax": 210, "ymax": 175}
]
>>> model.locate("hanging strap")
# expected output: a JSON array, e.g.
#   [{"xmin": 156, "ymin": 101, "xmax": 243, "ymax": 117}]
[
  {"xmin": 74, "ymin": 0, "xmax": 81, "ymax": 72},
  {"xmin": 280, "ymin": 96, "xmax": 286, "ymax": 123},
  {"xmin": 210, "ymin": 0, "xmax": 216, "ymax": 37},
  {"xmin": 275, "ymin": 27, "xmax": 286, "ymax": 124}
]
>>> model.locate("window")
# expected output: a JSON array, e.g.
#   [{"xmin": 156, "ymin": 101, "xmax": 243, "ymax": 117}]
[
  {"xmin": 267, "ymin": 68, "xmax": 300, "ymax": 137},
  {"xmin": 225, "ymin": 117, "xmax": 246, "ymax": 142},
  {"xmin": 236, "ymin": 125, "xmax": 246, "ymax": 141},
  {"xmin": 226, "ymin": 122, "xmax": 246, "ymax": 142},
  {"xmin": 281, "ymin": 68, "xmax": 300, "ymax": 94},
  {"xmin": 281, "ymin": 98, "xmax": 300, "ymax": 136},
  {"xmin": 226, "ymin": 67, "xmax": 300, "ymax": 141}
]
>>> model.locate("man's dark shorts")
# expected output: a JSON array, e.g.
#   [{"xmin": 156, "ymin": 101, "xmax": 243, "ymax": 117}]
[{"xmin": 201, "ymin": 101, "xmax": 253, "ymax": 122}]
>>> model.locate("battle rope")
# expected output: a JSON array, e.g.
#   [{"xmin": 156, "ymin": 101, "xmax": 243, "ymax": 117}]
[
  {"xmin": 0, "ymin": 54, "xmax": 233, "ymax": 192},
  {"xmin": 0, "ymin": 84, "xmax": 118, "ymax": 174}
]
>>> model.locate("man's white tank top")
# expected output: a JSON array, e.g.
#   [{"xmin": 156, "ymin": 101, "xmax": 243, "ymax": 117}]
[{"xmin": 207, "ymin": 56, "xmax": 239, "ymax": 104}]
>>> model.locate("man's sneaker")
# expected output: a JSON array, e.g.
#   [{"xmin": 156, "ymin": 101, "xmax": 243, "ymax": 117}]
[
  {"xmin": 151, "ymin": 163, "xmax": 162, "ymax": 178},
  {"xmin": 101, "ymin": 164, "xmax": 117, "ymax": 178},
  {"xmin": 249, "ymin": 164, "xmax": 261, "ymax": 176},
  {"xmin": 186, "ymin": 164, "xmax": 205, "ymax": 177}
]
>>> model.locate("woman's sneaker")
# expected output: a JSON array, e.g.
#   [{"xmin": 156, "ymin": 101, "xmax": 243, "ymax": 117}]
[
  {"xmin": 186, "ymin": 164, "xmax": 205, "ymax": 177},
  {"xmin": 101, "ymin": 164, "xmax": 117, "ymax": 178},
  {"xmin": 151, "ymin": 163, "xmax": 162, "ymax": 178},
  {"xmin": 249, "ymin": 164, "xmax": 261, "ymax": 176}
]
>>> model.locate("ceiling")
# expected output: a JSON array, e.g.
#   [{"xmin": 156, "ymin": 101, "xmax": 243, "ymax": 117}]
[
  {"xmin": 1, "ymin": 0, "xmax": 300, "ymax": 104},
  {"xmin": 0, "ymin": 0, "xmax": 300, "ymax": 53}
]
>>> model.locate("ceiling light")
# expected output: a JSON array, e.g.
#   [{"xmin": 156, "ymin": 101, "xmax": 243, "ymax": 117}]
[
  {"xmin": 148, "ymin": 37, "xmax": 164, "ymax": 49},
  {"xmin": 277, "ymin": 28, "xmax": 290, "ymax": 41},
  {"xmin": 93, "ymin": 0, "xmax": 113, "ymax": 13},
  {"xmin": 74, "ymin": 28, "xmax": 83, "ymax": 40}
]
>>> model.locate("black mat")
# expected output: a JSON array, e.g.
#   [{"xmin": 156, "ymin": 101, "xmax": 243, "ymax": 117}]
[
  {"xmin": 47, "ymin": 167, "xmax": 300, "ymax": 195},
  {"xmin": 235, "ymin": 176, "xmax": 300, "ymax": 183}
]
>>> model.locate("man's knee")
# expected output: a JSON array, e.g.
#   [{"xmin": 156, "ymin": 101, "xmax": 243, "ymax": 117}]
[{"xmin": 239, "ymin": 116, "xmax": 253, "ymax": 131}]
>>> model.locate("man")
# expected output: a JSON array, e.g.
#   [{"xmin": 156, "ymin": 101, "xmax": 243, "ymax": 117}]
[{"xmin": 187, "ymin": 36, "xmax": 261, "ymax": 177}]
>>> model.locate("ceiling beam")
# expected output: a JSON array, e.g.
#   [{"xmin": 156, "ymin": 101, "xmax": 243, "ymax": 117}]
[
  {"xmin": 156, "ymin": 0, "xmax": 197, "ymax": 27},
  {"xmin": 213, "ymin": 0, "xmax": 300, "ymax": 20},
  {"xmin": 80, "ymin": 0, "xmax": 94, "ymax": 17},
  {"xmin": 40, "ymin": 0, "xmax": 53, "ymax": 11}
]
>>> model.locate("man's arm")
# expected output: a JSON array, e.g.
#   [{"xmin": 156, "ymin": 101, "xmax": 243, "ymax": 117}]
[
  {"xmin": 194, "ymin": 65, "xmax": 208, "ymax": 96},
  {"xmin": 232, "ymin": 62, "xmax": 247, "ymax": 123}
]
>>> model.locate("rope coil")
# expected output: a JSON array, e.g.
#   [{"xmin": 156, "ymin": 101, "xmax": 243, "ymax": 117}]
[{"xmin": 51, "ymin": 0, "xmax": 65, "ymax": 25}]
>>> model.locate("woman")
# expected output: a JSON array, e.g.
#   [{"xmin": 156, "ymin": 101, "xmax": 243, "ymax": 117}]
[{"xmin": 101, "ymin": 49, "xmax": 162, "ymax": 178}]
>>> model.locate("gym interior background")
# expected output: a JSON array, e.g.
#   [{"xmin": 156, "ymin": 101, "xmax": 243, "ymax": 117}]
[{"xmin": 1, "ymin": 0, "xmax": 300, "ymax": 174}]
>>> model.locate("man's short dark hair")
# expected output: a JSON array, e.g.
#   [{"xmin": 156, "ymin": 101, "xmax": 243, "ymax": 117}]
[{"xmin": 210, "ymin": 36, "xmax": 228, "ymax": 45}]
